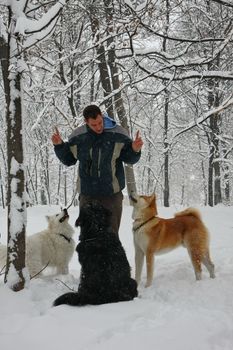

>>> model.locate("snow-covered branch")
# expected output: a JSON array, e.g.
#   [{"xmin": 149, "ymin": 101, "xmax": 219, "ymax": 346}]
[
  {"xmin": 210, "ymin": 0, "xmax": 233, "ymax": 8},
  {"xmin": 135, "ymin": 60, "xmax": 233, "ymax": 81},
  {"xmin": 14, "ymin": 0, "xmax": 66, "ymax": 36},
  {"xmin": 23, "ymin": 15, "xmax": 59, "ymax": 50},
  {"xmin": 172, "ymin": 95, "xmax": 233, "ymax": 142},
  {"xmin": 120, "ymin": 22, "xmax": 233, "ymax": 71}
]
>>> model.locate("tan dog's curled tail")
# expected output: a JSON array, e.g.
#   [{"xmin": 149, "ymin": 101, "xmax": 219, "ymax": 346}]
[{"xmin": 174, "ymin": 208, "xmax": 202, "ymax": 220}]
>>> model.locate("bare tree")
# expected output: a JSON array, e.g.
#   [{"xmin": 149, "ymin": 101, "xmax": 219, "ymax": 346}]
[
  {"xmin": 2, "ymin": 0, "xmax": 232, "ymax": 210},
  {"xmin": 87, "ymin": 0, "xmax": 138, "ymax": 197},
  {"xmin": 0, "ymin": 0, "xmax": 67, "ymax": 291}
]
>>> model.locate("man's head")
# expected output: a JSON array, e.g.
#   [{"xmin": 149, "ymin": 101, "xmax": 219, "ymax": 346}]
[{"xmin": 83, "ymin": 105, "xmax": 104, "ymax": 134}]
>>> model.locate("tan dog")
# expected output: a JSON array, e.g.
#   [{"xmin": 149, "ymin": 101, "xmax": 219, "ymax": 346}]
[{"xmin": 131, "ymin": 193, "xmax": 215, "ymax": 287}]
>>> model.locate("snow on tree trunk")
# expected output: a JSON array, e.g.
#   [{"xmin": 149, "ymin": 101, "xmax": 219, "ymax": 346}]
[
  {"xmin": 2, "ymin": 0, "xmax": 67, "ymax": 291},
  {"xmin": 4, "ymin": 8, "xmax": 28, "ymax": 291}
]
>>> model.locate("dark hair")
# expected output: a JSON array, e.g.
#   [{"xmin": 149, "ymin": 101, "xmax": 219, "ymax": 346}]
[{"xmin": 83, "ymin": 105, "xmax": 102, "ymax": 120}]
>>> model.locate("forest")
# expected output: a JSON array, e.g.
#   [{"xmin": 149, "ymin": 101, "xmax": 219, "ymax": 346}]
[
  {"xmin": 0, "ymin": 0, "xmax": 233, "ymax": 289},
  {"xmin": 1, "ymin": 0, "xmax": 233, "ymax": 209}
]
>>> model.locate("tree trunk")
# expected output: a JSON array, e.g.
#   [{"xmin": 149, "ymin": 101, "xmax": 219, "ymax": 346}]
[
  {"xmin": 89, "ymin": 10, "xmax": 114, "ymax": 116},
  {"xmin": 163, "ymin": 90, "xmax": 170, "ymax": 207},
  {"xmin": 197, "ymin": 135, "xmax": 207, "ymax": 205},
  {"xmin": 0, "ymin": 168, "xmax": 5, "ymax": 208},
  {"xmin": 222, "ymin": 149, "xmax": 230, "ymax": 204},
  {"xmin": 26, "ymin": 166, "xmax": 38, "ymax": 204},
  {"xmin": 89, "ymin": 1, "xmax": 138, "ymax": 200},
  {"xmin": 0, "ymin": 27, "xmax": 8, "ymax": 210},
  {"xmin": 0, "ymin": 37, "xmax": 8, "ymax": 104},
  {"xmin": 5, "ymin": 8, "xmax": 27, "ymax": 290},
  {"xmin": 207, "ymin": 73, "xmax": 222, "ymax": 206},
  {"xmin": 56, "ymin": 164, "xmax": 62, "ymax": 204},
  {"xmin": 64, "ymin": 170, "xmax": 67, "ymax": 207},
  {"xmin": 104, "ymin": 0, "xmax": 137, "ymax": 199},
  {"xmin": 208, "ymin": 146, "xmax": 214, "ymax": 207},
  {"xmin": 163, "ymin": 0, "xmax": 170, "ymax": 207}
]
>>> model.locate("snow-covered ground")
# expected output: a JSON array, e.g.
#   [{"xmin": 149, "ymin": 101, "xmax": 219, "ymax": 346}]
[{"xmin": 0, "ymin": 203, "xmax": 233, "ymax": 350}]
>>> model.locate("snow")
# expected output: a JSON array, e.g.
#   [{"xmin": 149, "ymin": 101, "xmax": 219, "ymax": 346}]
[
  {"xmin": 13, "ymin": 0, "xmax": 65, "ymax": 35},
  {"xmin": 0, "ymin": 16, "xmax": 7, "ymax": 41},
  {"xmin": 0, "ymin": 203, "xmax": 233, "ymax": 350},
  {"xmin": 124, "ymin": 0, "xmax": 147, "ymax": 12}
]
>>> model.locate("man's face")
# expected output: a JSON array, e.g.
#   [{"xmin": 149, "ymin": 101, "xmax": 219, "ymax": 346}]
[{"xmin": 86, "ymin": 114, "xmax": 104, "ymax": 134}]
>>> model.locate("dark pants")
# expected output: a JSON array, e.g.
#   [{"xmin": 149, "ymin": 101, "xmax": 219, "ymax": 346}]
[{"xmin": 79, "ymin": 192, "xmax": 123, "ymax": 237}]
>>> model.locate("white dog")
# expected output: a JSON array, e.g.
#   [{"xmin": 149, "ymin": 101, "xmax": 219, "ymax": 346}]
[{"xmin": 0, "ymin": 208, "xmax": 75, "ymax": 278}]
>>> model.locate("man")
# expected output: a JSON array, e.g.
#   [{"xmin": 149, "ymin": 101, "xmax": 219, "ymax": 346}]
[{"xmin": 52, "ymin": 104, "xmax": 143, "ymax": 237}]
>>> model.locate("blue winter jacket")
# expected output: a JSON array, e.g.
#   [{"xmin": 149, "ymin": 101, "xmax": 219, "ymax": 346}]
[{"xmin": 54, "ymin": 115, "xmax": 141, "ymax": 196}]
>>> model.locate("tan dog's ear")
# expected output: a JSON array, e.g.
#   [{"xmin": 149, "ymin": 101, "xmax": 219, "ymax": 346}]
[
  {"xmin": 144, "ymin": 193, "xmax": 155, "ymax": 206},
  {"xmin": 150, "ymin": 193, "xmax": 158, "ymax": 215},
  {"xmin": 149, "ymin": 193, "xmax": 156, "ymax": 202},
  {"xmin": 148, "ymin": 193, "xmax": 156, "ymax": 209}
]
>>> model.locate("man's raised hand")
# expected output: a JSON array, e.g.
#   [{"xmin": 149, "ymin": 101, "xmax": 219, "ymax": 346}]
[
  {"xmin": 132, "ymin": 130, "xmax": 143, "ymax": 152},
  {"xmin": 51, "ymin": 127, "xmax": 63, "ymax": 145}
]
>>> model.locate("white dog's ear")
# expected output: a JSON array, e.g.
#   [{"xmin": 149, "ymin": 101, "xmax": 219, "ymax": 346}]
[{"xmin": 45, "ymin": 215, "xmax": 50, "ymax": 222}]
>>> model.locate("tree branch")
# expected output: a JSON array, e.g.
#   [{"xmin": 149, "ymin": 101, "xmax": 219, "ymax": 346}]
[
  {"xmin": 172, "ymin": 95, "xmax": 233, "ymax": 142},
  {"xmin": 210, "ymin": 0, "xmax": 233, "ymax": 8}
]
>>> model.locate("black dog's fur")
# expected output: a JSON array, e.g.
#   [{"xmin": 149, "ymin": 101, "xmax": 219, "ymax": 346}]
[{"xmin": 53, "ymin": 201, "xmax": 138, "ymax": 306}]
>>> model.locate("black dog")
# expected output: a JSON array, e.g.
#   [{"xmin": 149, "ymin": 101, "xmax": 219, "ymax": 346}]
[{"xmin": 53, "ymin": 201, "xmax": 138, "ymax": 306}]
